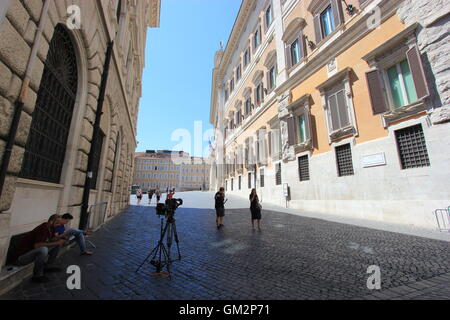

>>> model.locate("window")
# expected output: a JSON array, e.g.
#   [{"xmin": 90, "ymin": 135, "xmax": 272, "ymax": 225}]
[
  {"xmin": 320, "ymin": 6, "xmax": 335, "ymax": 37},
  {"xmin": 298, "ymin": 114, "xmax": 307, "ymax": 143},
  {"xmin": 255, "ymin": 82, "xmax": 264, "ymax": 106},
  {"xmin": 365, "ymin": 43, "xmax": 430, "ymax": 118},
  {"xmin": 253, "ymin": 25, "xmax": 262, "ymax": 50},
  {"xmin": 245, "ymin": 97, "xmax": 252, "ymax": 117},
  {"xmin": 268, "ymin": 65, "xmax": 277, "ymax": 91},
  {"xmin": 238, "ymin": 176, "xmax": 242, "ymax": 190},
  {"xmin": 248, "ymin": 172, "xmax": 252, "ymax": 189},
  {"xmin": 225, "ymin": 180, "xmax": 228, "ymax": 191},
  {"xmin": 275, "ymin": 163, "xmax": 282, "ymax": 185},
  {"xmin": 230, "ymin": 78, "xmax": 235, "ymax": 93},
  {"xmin": 298, "ymin": 155, "xmax": 310, "ymax": 181},
  {"xmin": 265, "ymin": 5, "xmax": 273, "ymax": 30},
  {"xmin": 236, "ymin": 64, "xmax": 242, "ymax": 81},
  {"xmin": 311, "ymin": 0, "xmax": 344, "ymax": 43},
  {"xmin": 386, "ymin": 59, "xmax": 418, "ymax": 109},
  {"xmin": 20, "ymin": 25, "xmax": 78, "ymax": 184},
  {"xmin": 290, "ymin": 39, "xmax": 301, "ymax": 66},
  {"xmin": 225, "ymin": 88, "xmax": 229, "ymax": 102},
  {"xmin": 116, "ymin": 0, "xmax": 122, "ymax": 22},
  {"xmin": 260, "ymin": 168, "xmax": 265, "ymax": 187},
  {"xmin": 244, "ymin": 47, "xmax": 251, "ymax": 68},
  {"xmin": 335, "ymin": 144, "xmax": 354, "ymax": 177},
  {"xmin": 395, "ymin": 124, "xmax": 430, "ymax": 169},
  {"xmin": 327, "ymin": 86, "xmax": 350, "ymax": 131}
]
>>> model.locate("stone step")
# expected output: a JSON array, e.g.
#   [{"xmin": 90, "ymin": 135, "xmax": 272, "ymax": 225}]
[{"xmin": 0, "ymin": 264, "xmax": 33, "ymax": 296}]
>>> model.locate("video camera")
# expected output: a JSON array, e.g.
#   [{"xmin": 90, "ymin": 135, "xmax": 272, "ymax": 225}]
[{"xmin": 156, "ymin": 198, "xmax": 183, "ymax": 218}]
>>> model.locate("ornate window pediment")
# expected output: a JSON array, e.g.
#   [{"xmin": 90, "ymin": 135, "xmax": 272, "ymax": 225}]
[{"xmin": 282, "ymin": 18, "xmax": 306, "ymax": 43}]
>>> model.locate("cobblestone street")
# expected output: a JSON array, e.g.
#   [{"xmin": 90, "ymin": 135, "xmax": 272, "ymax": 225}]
[{"xmin": 1, "ymin": 192, "xmax": 450, "ymax": 300}]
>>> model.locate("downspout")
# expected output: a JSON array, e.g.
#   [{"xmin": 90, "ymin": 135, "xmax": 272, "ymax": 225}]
[
  {"xmin": 79, "ymin": 40, "xmax": 114, "ymax": 230},
  {"xmin": 0, "ymin": 0, "xmax": 51, "ymax": 203}
]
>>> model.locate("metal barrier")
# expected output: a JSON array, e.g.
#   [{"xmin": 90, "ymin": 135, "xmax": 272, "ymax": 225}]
[
  {"xmin": 88, "ymin": 202, "xmax": 108, "ymax": 231},
  {"xmin": 434, "ymin": 208, "xmax": 450, "ymax": 232}
]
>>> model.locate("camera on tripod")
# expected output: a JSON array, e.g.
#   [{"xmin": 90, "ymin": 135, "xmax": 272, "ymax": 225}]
[{"xmin": 156, "ymin": 198, "xmax": 183, "ymax": 219}]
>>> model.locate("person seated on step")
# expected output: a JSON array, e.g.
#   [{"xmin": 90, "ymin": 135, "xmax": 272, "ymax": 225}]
[
  {"xmin": 54, "ymin": 213, "xmax": 93, "ymax": 256},
  {"xmin": 11, "ymin": 214, "xmax": 67, "ymax": 283}
]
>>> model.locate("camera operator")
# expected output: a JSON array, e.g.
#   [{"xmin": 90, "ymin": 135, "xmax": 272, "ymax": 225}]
[{"xmin": 214, "ymin": 187, "xmax": 226, "ymax": 229}]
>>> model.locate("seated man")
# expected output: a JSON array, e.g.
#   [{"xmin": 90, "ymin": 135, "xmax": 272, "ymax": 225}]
[
  {"xmin": 55, "ymin": 213, "xmax": 93, "ymax": 256},
  {"xmin": 12, "ymin": 214, "xmax": 67, "ymax": 283}
]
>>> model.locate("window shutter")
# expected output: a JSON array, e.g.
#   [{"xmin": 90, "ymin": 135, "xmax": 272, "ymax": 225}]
[
  {"xmin": 328, "ymin": 94, "xmax": 341, "ymax": 131},
  {"xmin": 313, "ymin": 14, "xmax": 322, "ymax": 44},
  {"xmin": 366, "ymin": 69, "xmax": 389, "ymax": 115},
  {"xmin": 337, "ymin": 90, "xmax": 350, "ymax": 127},
  {"xmin": 287, "ymin": 116, "xmax": 297, "ymax": 146},
  {"xmin": 304, "ymin": 107, "xmax": 312, "ymax": 142},
  {"xmin": 301, "ymin": 34, "xmax": 308, "ymax": 59},
  {"xmin": 266, "ymin": 71, "xmax": 271, "ymax": 90},
  {"xmin": 407, "ymin": 45, "xmax": 430, "ymax": 100},
  {"xmin": 285, "ymin": 45, "xmax": 292, "ymax": 69},
  {"xmin": 331, "ymin": 0, "xmax": 344, "ymax": 26}
]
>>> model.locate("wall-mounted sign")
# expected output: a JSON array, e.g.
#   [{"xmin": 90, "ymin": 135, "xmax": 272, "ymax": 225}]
[
  {"xmin": 361, "ymin": 153, "xmax": 386, "ymax": 168},
  {"xmin": 327, "ymin": 58, "xmax": 338, "ymax": 77}
]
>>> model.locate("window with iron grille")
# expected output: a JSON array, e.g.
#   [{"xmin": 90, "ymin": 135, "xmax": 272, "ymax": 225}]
[
  {"xmin": 275, "ymin": 163, "xmax": 282, "ymax": 185},
  {"xmin": 20, "ymin": 24, "xmax": 78, "ymax": 184},
  {"xmin": 260, "ymin": 168, "xmax": 265, "ymax": 187},
  {"xmin": 335, "ymin": 144, "xmax": 354, "ymax": 177},
  {"xmin": 91, "ymin": 129, "xmax": 105, "ymax": 190},
  {"xmin": 298, "ymin": 155, "xmax": 310, "ymax": 181},
  {"xmin": 395, "ymin": 124, "xmax": 430, "ymax": 169}
]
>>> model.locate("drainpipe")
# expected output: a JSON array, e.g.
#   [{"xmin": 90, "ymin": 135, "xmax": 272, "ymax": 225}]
[
  {"xmin": 0, "ymin": 0, "xmax": 51, "ymax": 204},
  {"xmin": 79, "ymin": 40, "xmax": 114, "ymax": 230}
]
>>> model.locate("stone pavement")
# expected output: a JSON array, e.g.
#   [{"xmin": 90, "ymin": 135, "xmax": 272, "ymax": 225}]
[{"xmin": 1, "ymin": 192, "xmax": 450, "ymax": 300}]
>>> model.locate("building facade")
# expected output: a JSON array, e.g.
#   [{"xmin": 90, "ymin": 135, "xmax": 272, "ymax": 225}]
[
  {"xmin": 134, "ymin": 150, "xmax": 211, "ymax": 192},
  {"xmin": 0, "ymin": 0, "xmax": 160, "ymax": 270},
  {"xmin": 209, "ymin": 0, "xmax": 450, "ymax": 228}
]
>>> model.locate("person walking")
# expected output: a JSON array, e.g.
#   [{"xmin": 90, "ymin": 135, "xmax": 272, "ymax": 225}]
[
  {"xmin": 249, "ymin": 188, "xmax": 262, "ymax": 231},
  {"xmin": 214, "ymin": 187, "xmax": 226, "ymax": 229},
  {"xmin": 155, "ymin": 188, "xmax": 161, "ymax": 204},
  {"xmin": 148, "ymin": 189, "xmax": 154, "ymax": 205},
  {"xmin": 136, "ymin": 188, "xmax": 143, "ymax": 205}
]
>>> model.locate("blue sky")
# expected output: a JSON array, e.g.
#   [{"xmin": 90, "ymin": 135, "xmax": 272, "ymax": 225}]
[{"xmin": 136, "ymin": 0, "xmax": 242, "ymax": 157}]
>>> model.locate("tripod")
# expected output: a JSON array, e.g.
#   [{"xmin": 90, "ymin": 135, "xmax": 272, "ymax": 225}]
[{"xmin": 135, "ymin": 214, "xmax": 181, "ymax": 279}]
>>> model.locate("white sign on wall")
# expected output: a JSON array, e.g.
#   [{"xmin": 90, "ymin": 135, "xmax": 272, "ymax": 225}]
[
  {"xmin": 361, "ymin": 153, "xmax": 386, "ymax": 168},
  {"xmin": 283, "ymin": 183, "xmax": 289, "ymax": 197}
]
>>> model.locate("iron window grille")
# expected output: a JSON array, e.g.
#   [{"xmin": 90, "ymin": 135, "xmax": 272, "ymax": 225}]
[
  {"xmin": 298, "ymin": 155, "xmax": 310, "ymax": 181},
  {"xmin": 335, "ymin": 144, "xmax": 354, "ymax": 177},
  {"xmin": 20, "ymin": 24, "xmax": 78, "ymax": 184},
  {"xmin": 395, "ymin": 124, "xmax": 430, "ymax": 169}
]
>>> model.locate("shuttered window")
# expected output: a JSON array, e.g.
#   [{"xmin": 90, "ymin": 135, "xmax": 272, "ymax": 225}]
[
  {"xmin": 298, "ymin": 155, "xmax": 310, "ymax": 181},
  {"xmin": 395, "ymin": 124, "xmax": 430, "ymax": 169},
  {"xmin": 366, "ymin": 45, "xmax": 429, "ymax": 114},
  {"xmin": 335, "ymin": 144, "xmax": 354, "ymax": 177},
  {"xmin": 268, "ymin": 65, "xmax": 277, "ymax": 90},
  {"xmin": 327, "ymin": 85, "xmax": 350, "ymax": 131},
  {"xmin": 313, "ymin": 0, "xmax": 344, "ymax": 43}
]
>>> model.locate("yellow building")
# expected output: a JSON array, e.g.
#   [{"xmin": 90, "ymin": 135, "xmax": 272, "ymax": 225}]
[
  {"xmin": 133, "ymin": 150, "xmax": 210, "ymax": 192},
  {"xmin": 209, "ymin": 0, "xmax": 450, "ymax": 228}
]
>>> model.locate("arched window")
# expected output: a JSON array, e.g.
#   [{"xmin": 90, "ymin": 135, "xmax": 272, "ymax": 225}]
[{"xmin": 20, "ymin": 24, "xmax": 78, "ymax": 183}]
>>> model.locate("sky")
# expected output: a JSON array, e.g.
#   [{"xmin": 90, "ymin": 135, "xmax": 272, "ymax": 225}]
[{"xmin": 136, "ymin": 0, "xmax": 242, "ymax": 157}]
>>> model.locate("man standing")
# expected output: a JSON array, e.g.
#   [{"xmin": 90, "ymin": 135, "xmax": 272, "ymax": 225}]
[
  {"xmin": 214, "ymin": 187, "xmax": 226, "ymax": 229},
  {"xmin": 55, "ymin": 213, "xmax": 93, "ymax": 256},
  {"xmin": 12, "ymin": 214, "xmax": 66, "ymax": 283}
]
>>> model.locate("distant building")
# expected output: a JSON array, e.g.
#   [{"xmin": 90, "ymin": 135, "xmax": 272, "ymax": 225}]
[{"xmin": 133, "ymin": 150, "xmax": 211, "ymax": 192}]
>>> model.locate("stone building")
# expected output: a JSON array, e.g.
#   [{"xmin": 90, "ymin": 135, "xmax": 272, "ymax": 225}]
[
  {"xmin": 0, "ymin": 0, "xmax": 160, "ymax": 277},
  {"xmin": 209, "ymin": 0, "xmax": 449, "ymax": 228},
  {"xmin": 133, "ymin": 150, "xmax": 211, "ymax": 192}
]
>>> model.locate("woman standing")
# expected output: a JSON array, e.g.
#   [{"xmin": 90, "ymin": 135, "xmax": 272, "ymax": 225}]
[{"xmin": 249, "ymin": 188, "xmax": 262, "ymax": 231}]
